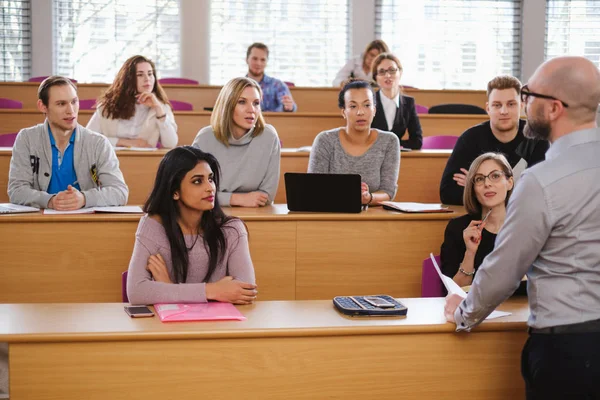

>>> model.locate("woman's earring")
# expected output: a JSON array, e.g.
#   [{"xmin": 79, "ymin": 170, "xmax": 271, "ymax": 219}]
[{"xmin": 173, "ymin": 193, "xmax": 180, "ymax": 200}]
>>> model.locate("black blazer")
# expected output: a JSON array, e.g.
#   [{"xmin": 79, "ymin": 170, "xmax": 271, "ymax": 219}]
[{"xmin": 372, "ymin": 91, "xmax": 423, "ymax": 150}]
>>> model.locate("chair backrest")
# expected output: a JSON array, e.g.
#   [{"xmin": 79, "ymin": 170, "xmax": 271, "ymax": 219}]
[
  {"xmin": 0, "ymin": 133, "xmax": 18, "ymax": 147},
  {"xmin": 159, "ymin": 78, "xmax": 199, "ymax": 85},
  {"xmin": 0, "ymin": 98, "xmax": 23, "ymax": 109},
  {"xmin": 78, "ymin": 99, "xmax": 97, "ymax": 110},
  {"xmin": 28, "ymin": 76, "xmax": 78, "ymax": 83},
  {"xmin": 415, "ymin": 104, "xmax": 429, "ymax": 114},
  {"xmin": 428, "ymin": 103, "xmax": 487, "ymax": 115},
  {"xmin": 284, "ymin": 81, "xmax": 295, "ymax": 88},
  {"xmin": 421, "ymin": 255, "xmax": 446, "ymax": 297},
  {"xmin": 122, "ymin": 271, "xmax": 129, "ymax": 303},
  {"xmin": 169, "ymin": 99, "xmax": 193, "ymax": 111},
  {"xmin": 422, "ymin": 135, "xmax": 459, "ymax": 150}
]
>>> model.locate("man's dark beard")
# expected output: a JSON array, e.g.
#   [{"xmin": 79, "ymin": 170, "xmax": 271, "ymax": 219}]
[{"xmin": 524, "ymin": 114, "xmax": 552, "ymax": 140}]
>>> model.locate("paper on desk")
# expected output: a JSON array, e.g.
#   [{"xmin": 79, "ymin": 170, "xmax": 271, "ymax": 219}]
[
  {"xmin": 44, "ymin": 206, "xmax": 143, "ymax": 215},
  {"xmin": 43, "ymin": 208, "xmax": 95, "ymax": 215},
  {"xmin": 114, "ymin": 147, "xmax": 158, "ymax": 151},
  {"xmin": 429, "ymin": 253, "xmax": 511, "ymax": 320}
]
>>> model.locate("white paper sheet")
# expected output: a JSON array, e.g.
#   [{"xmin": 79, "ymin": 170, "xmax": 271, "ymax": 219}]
[
  {"xmin": 114, "ymin": 147, "xmax": 158, "ymax": 151},
  {"xmin": 44, "ymin": 206, "xmax": 143, "ymax": 215},
  {"xmin": 43, "ymin": 208, "xmax": 95, "ymax": 215},
  {"xmin": 429, "ymin": 253, "xmax": 511, "ymax": 320}
]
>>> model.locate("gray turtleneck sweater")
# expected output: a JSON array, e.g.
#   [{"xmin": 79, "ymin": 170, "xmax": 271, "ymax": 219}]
[{"xmin": 192, "ymin": 124, "xmax": 281, "ymax": 206}]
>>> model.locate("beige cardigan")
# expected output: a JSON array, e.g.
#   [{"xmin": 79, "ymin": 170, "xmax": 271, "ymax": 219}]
[{"xmin": 86, "ymin": 103, "xmax": 178, "ymax": 148}]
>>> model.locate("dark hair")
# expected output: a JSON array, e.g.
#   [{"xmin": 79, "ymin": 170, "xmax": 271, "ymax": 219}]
[
  {"xmin": 99, "ymin": 55, "xmax": 170, "ymax": 120},
  {"xmin": 246, "ymin": 42, "xmax": 269, "ymax": 59},
  {"xmin": 143, "ymin": 146, "xmax": 236, "ymax": 284},
  {"xmin": 38, "ymin": 76, "xmax": 78, "ymax": 106},
  {"xmin": 338, "ymin": 80, "xmax": 377, "ymax": 109}
]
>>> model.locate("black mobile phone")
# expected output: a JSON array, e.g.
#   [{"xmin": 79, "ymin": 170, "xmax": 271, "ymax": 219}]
[{"xmin": 124, "ymin": 305, "xmax": 155, "ymax": 318}]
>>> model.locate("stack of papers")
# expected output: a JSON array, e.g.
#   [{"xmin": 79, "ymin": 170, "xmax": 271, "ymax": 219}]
[
  {"xmin": 154, "ymin": 303, "xmax": 246, "ymax": 322},
  {"xmin": 0, "ymin": 203, "xmax": 40, "ymax": 214},
  {"xmin": 429, "ymin": 253, "xmax": 511, "ymax": 320},
  {"xmin": 382, "ymin": 202, "xmax": 452, "ymax": 213},
  {"xmin": 43, "ymin": 206, "xmax": 144, "ymax": 215}
]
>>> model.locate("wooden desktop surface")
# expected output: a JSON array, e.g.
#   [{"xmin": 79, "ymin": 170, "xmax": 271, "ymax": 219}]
[
  {"xmin": 0, "ymin": 81, "xmax": 488, "ymax": 112},
  {"xmin": 0, "ymin": 205, "xmax": 464, "ymax": 303},
  {"xmin": 0, "ymin": 148, "xmax": 451, "ymax": 204},
  {"xmin": 0, "ymin": 109, "xmax": 487, "ymax": 147},
  {"xmin": 1, "ymin": 298, "xmax": 529, "ymax": 399}
]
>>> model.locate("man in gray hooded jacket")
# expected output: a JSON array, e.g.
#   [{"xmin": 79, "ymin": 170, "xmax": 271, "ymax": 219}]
[{"xmin": 8, "ymin": 76, "xmax": 128, "ymax": 209}]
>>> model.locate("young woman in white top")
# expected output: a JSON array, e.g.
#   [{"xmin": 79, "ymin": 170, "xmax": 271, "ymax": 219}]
[
  {"xmin": 87, "ymin": 55, "xmax": 178, "ymax": 148},
  {"xmin": 332, "ymin": 40, "xmax": 389, "ymax": 86}
]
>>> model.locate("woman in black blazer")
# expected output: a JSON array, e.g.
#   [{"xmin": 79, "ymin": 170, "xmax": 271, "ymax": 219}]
[{"xmin": 370, "ymin": 53, "xmax": 423, "ymax": 150}]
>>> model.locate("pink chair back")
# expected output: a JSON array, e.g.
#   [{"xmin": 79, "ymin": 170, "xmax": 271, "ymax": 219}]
[
  {"xmin": 78, "ymin": 99, "xmax": 97, "ymax": 110},
  {"xmin": 284, "ymin": 81, "xmax": 295, "ymax": 88},
  {"xmin": 170, "ymin": 99, "xmax": 193, "ymax": 111},
  {"xmin": 0, "ymin": 98, "xmax": 23, "ymax": 109},
  {"xmin": 159, "ymin": 78, "xmax": 199, "ymax": 85},
  {"xmin": 415, "ymin": 104, "xmax": 429, "ymax": 114},
  {"xmin": 421, "ymin": 255, "xmax": 445, "ymax": 297},
  {"xmin": 122, "ymin": 271, "xmax": 129, "ymax": 303},
  {"xmin": 0, "ymin": 133, "xmax": 18, "ymax": 147},
  {"xmin": 422, "ymin": 135, "xmax": 459, "ymax": 150},
  {"xmin": 28, "ymin": 76, "xmax": 78, "ymax": 83}
]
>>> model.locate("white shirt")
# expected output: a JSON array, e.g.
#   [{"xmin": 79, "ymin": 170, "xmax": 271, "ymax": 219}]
[
  {"xmin": 115, "ymin": 104, "xmax": 150, "ymax": 139},
  {"xmin": 379, "ymin": 92, "xmax": 400, "ymax": 131}
]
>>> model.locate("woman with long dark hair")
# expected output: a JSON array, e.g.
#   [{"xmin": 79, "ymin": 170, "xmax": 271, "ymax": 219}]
[
  {"xmin": 126, "ymin": 146, "xmax": 257, "ymax": 305},
  {"xmin": 87, "ymin": 55, "xmax": 178, "ymax": 148}
]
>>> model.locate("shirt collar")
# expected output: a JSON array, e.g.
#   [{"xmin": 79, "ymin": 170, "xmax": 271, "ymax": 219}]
[
  {"xmin": 47, "ymin": 124, "xmax": 76, "ymax": 147},
  {"xmin": 545, "ymin": 127, "xmax": 600, "ymax": 161},
  {"xmin": 247, "ymin": 73, "xmax": 271, "ymax": 84},
  {"xmin": 379, "ymin": 91, "xmax": 400, "ymax": 108}
]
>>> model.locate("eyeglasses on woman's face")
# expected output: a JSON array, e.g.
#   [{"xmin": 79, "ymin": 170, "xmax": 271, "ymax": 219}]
[
  {"xmin": 376, "ymin": 67, "xmax": 400, "ymax": 77},
  {"xmin": 472, "ymin": 170, "xmax": 507, "ymax": 186}
]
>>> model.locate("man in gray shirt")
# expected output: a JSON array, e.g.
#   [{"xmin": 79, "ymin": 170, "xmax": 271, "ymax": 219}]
[{"xmin": 444, "ymin": 56, "xmax": 600, "ymax": 399}]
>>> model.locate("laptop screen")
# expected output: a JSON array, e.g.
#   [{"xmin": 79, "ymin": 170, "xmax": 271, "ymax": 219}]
[{"xmin": 284, "ymin": 173, "xmax": 362, "ymax": 213}]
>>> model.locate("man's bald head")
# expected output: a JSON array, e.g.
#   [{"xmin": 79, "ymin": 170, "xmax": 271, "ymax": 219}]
[{"xmin": 530, "ymin": 56, "xmax": 600, "ymax": 123}]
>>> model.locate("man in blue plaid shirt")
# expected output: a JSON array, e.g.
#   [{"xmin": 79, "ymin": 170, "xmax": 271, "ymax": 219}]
[{"xmin": 246, "ymin": 42, "xmax": 297, "ymax": 112}]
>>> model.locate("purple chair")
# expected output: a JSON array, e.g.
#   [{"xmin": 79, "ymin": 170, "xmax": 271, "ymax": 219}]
[
  {"xmin": 284, "ymin": 81, "xmax": 295, "ymax": 88},
  {"xmin": 122, "ymin": 271, "xmax": 129, "ymax": 303},
  {"xmin": 78, "ymin": 99, "xmax": 97, "ymax": 110},
  {"xmin": 28, "ymin": 76, "xmax": 78, "ymax": 83},
  {"xmin": 169, "ymin": 99, "xmax": 193, "ymax": 111},
  {"xmin": 415, "ymin": 104, "xmax": 429, "ymax": 114},
  {"xmin": 421, "ymin": 255, "xmax": 445, "ymax": 297},
  {"xmin": 0, "ymin": 133, "xmax": 18, "ymax": 147},
  {"xmin": 422, "ymin": 135, "xmax": 459, "ymax": 150},
  {"xmin": 159, "ymin": 78, "xmax": 199, "ymax": 85},
  {"xmin": 0, "ymin": 98, "xmax": 23, "ymax": 109}
]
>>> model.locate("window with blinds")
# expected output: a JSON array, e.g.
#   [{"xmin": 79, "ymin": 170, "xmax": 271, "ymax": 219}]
[
  {"xmin": 0, "ymin": 0, "xmax": 31, "ymax": 81},
  {"xmin": 53, "ymin": 0, "xmax": 181, "ymax": 83},
  {"xmin": 375, "ymin": 0, "xmax": 522, "ymax": 89},
  {"xmin": 546, "ymin": 0, "xmax": 600, "ymax": 66},
  {"xmin": 209, "ymin": 0, "xmax": 350, "ymax": 87}
]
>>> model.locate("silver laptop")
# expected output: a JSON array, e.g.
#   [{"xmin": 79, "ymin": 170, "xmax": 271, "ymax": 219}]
[{"xmin": 0, "ymin": 203, "xmax": 40, "ymax": 214}]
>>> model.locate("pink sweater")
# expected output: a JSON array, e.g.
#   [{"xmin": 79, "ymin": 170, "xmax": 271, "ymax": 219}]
[{"xmin": 126, "ymin": 215, "xmax": 255, "ymax": 305}]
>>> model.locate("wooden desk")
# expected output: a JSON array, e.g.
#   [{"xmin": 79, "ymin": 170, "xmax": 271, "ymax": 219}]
[
  {"xmin": 0, "ymin": 205, "xmax": 463, "ymax": 303},
  {"xmin": 0, "ymin": 109, "xmax": 488, "ymax": 147},
  {"xmin": 0, "ymin": 298, "xmax": 529, "ymax": 399},
  {"xmin": 0, "ymin": 148, "xmax": 451, "ymax": 204},
  {"xmin": 0, "ymin": 81, "xmax": 488, "ymax": 112}
]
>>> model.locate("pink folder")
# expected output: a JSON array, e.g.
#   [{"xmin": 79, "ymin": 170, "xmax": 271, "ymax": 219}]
[{"xmin": 154, "ymin": 302, "xmax": 246, "ymax": 322}]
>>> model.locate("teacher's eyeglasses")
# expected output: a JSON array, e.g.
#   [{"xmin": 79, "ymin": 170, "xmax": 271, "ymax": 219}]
[{"xmin": 520, "ymin": 85, "xmax": 569, "ymax": 108}]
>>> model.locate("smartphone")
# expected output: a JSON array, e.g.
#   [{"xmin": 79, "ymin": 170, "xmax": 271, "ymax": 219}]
[
  {"xmin": 124, "ymin": 305, "xmax": 155, "ymax": 318},
  {"xmin": 363, "ymin": 296, "xmax": 396, "ymax": 308}
]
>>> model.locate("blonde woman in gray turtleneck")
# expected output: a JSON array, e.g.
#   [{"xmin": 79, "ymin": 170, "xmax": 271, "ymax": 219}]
[{"xmin": 192, "ymin": 77, "xmax": 281, "ymax": 207}]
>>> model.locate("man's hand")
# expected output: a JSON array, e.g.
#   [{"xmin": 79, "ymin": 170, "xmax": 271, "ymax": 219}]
[
  {"xmin": 444, "ymin": 293, "xmax": 464, "ymax": 323},
  {"xmin": 281, "ymin": 95, "xmax": 295, "ymax": 111},
  {"xmin": 49, "ymin": 185, "xmax": 85, "ymax": 210}
]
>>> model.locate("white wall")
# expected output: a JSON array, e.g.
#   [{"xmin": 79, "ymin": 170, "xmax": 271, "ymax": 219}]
[{"xmin": 30, "ymin": 0, "xmax": 547, "ymax": 85}]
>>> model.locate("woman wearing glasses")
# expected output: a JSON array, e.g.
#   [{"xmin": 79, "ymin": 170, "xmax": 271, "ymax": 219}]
[
  {"xmin": 370, "ymin": 53, "xmax": 423, "ymax": 150},
  {"xmin": 440, "ymin": 152, "xmax": 525, "ymax": 293}
]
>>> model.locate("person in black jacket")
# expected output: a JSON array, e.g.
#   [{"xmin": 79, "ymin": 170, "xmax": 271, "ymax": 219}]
[
  {"xmin": 439, "ymin": 75, "xmax": 548, "ymax": 205},
  {"xmin": 370, "ymin": 53, "xmax": 423, "ymax": 150}
]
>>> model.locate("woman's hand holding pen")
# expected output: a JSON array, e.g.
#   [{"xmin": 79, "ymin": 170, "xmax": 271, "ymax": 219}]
[
  {"xmin": 206, "ymin": 276, "xmax": 258, "ymax": 305},
  {"xmin": 48, "ymin": 185, "xmax": 85, "ymax": 210},
  {"xmin": 463, "ymin": 220, "xmax": 486, "ymax": 253},
  {"xmin": 146, "ymin": 254, "xmax": 173, "ymax": 284}
]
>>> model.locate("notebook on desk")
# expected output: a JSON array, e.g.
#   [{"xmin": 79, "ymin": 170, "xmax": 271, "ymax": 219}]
[
  {"xmin": 284, "ymin": 172, "xmax": 362, "ymax": 213},
  {"xmin": 0, "ymin": 203, "xmax": 40, "ymax": 214},
  {"xmin": 154, "ymin": 303, "xmax": 246, "ymax": 322}
]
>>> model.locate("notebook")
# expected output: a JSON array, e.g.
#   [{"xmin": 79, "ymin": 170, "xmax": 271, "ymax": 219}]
[
  {"xmin": 0, "ymin": 203, "xmax": 40, "ymax": 215},
  {"xmin": 154, "ymin": 302, "xmax": 247, "ymax": 322},
  {"xmin": 285, "ymin": 172, "xmax": 362, "ymax": 213},
  {"xmin": 43, "ymin": 206, "xmax": 144, "ymax": 215},
  {"xmin": 381, "ymin": 201, "xmax": 452, "ymax": 213}
]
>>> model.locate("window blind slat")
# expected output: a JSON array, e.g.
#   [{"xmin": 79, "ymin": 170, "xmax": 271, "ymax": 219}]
[
  {"xmin": 209, "ymin": 0, "xmax": 349, "ymax": 87},
  {"xmin": 375, "ymin": 0, "xmax": 522, "ymax": 90},
  {"xmin": 53, "ymin": 0, "xmax": 181, "ymax": 83},
  {"xmin": 0, "ymin": 0, "xmax": 32, "ymax": 81}
]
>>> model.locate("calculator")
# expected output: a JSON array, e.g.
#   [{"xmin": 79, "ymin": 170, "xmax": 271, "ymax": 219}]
[{"xmin": 333, "ymin": 295, "xmax": 408, "ymax": 317}]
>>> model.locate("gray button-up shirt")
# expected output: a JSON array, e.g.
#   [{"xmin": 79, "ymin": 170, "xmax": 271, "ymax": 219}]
[{"xmin": 455, "ymin": 127, "xmax": 600, "ymax": 330}]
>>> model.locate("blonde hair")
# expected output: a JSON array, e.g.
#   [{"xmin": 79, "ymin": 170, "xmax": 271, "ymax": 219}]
[
  {"xmin": 463, "ymin": 152, "xmax": 514, "ymax": 216},
  {"xmin": 210, "ymin": 77, "xmax": 265, "ymax": 146}
]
